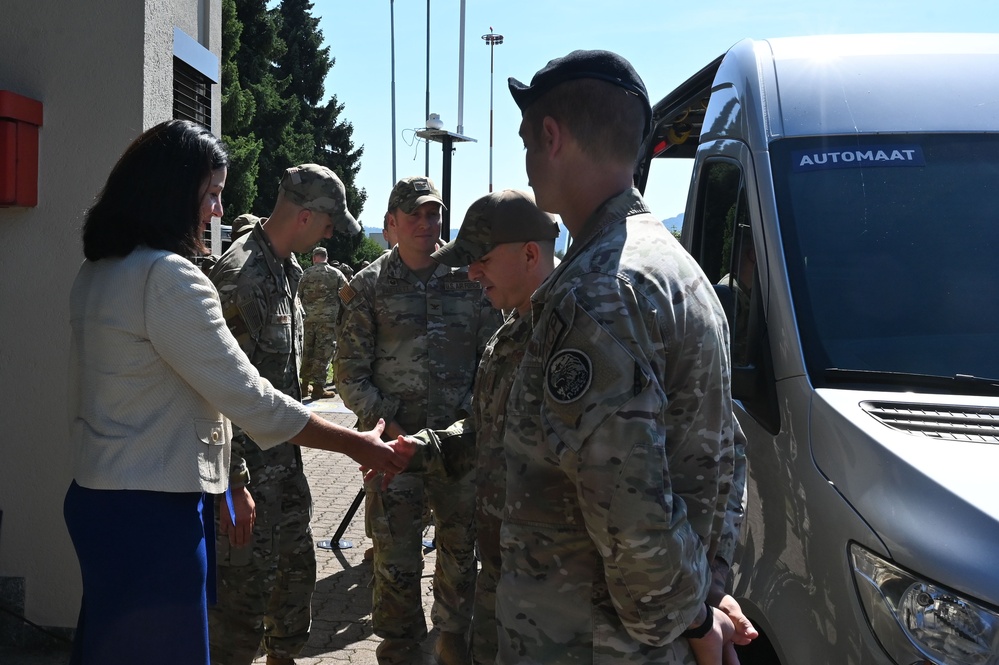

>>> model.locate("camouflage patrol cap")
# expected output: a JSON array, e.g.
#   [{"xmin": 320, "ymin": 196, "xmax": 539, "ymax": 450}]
[
  {"xmin": 279, "ymin": 164, "xmax": 361, "ymax": 236},
  {"xmin": 312, "ymin": 246, "xmax": 327, "ymax": 257},
  {"xmin": 231, "ymin": 213, "xmax": 259, "ymax": 241},
  {"xmin": 431, "ymin": 189, "xmax": 558, "ymax": 267},
  {"xmin": 508, "ymin": 49, "xmax": 652, "ymax": 139},
  {"xmin": 388, "ymin": 176, "xmax": 446, "ymax": 215}
]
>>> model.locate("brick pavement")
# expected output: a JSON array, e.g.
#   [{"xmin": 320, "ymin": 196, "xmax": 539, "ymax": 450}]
[
  {"xmin": 267, "ymin": 396, "xmax": 443, "ymax": 665},
  {"xmin": 1, "ymin": 394, "xmax": 444, "ymax": 665}
]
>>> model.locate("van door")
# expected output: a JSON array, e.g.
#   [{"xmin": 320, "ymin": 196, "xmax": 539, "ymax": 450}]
[
  {"xmin": 683, "ymin": 145, "xmax": 778, "ymax": 431},
  {"xmin": 680, "ymin": 142, "xmax": 881, "ymax": 665}
]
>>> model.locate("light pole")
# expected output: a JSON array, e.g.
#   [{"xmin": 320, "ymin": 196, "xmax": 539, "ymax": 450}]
[
  {"xmin": 481, "ymin": 28, "xmax": 503, "ymax": 193},
  {"xmin": 390, "ymin": 0, "xmax": 397, "ymax": 184},
  {"xmin": 425, "ymin": 0, "xmax": 431, "ymax": 176}
]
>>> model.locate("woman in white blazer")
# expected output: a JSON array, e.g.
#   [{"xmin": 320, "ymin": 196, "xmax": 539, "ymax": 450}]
[{"xmin": 64, "ymin": 120, "xmax": 413, "ymax": 665}]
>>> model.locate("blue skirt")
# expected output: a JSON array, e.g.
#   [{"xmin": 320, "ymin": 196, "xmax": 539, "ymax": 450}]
[{"xmin": 63, "ymin": 481, "xmax": 217, "ymax": 665}]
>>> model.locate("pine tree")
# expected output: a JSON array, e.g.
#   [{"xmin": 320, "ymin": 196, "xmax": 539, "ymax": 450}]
[
  {"xmin": 222, "ymin": 0, "xmax": 368, "ymax": 265},
  {"xmin": 220, "ymin": 0, "xmax": 261, "ymax": 217},
  {"xmin": 272, "ymin": 0, "xmax": 367, "ymax": 263}
]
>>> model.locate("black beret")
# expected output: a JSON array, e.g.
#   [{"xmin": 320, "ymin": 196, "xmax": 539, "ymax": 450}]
[{"xmin": 508, "ymin": 49, "xmax": 652, "ymax": 138}]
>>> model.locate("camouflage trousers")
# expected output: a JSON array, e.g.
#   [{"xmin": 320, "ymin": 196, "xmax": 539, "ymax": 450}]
[
  {"xmin": 209, "ymin": 468, "xmax": 316, "ymax": 665},
  {"xmin": 301, "ymin": 320, "xmax": 336, "ymax": 387},
  {"xmin": 365, "ymin": 469, "xmax": 477, "ymax": 664},
  {"xmin": 470, "ymin": 435, "xmax": 507, "ymax": 665},
  {"xmin": 471, "ymin": 511, "xmax": 501, "ymax": 665}
]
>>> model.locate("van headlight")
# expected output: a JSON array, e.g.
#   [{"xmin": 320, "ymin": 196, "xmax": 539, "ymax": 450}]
[{"xmin": 851, "ymin": 543, "xmax": 999, "ymax": 665}]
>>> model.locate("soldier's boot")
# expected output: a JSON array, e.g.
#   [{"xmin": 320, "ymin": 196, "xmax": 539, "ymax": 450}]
[
  {"xmin": 265, "ymin": 656, "xmax": 296, "ymax": 665},
  {"xmin": 433, "ymin": 631, "xmax": 470, "ymax": 665},
  {"xmin": 376, "ymin": 638, "xmax": 421, "ymax": 665},
  {"xmin": 310, "ymin": 384, "xmax": 336, "ymax": 400}
]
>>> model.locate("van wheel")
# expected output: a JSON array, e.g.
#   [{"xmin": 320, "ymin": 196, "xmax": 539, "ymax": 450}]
[{"xmin": 735, "ymin": 630, "xmax": 781, "ymax": 665}]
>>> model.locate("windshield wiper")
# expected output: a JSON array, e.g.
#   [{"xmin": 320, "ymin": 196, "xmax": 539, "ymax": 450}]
[{"xmin": 824, "ymin": 369, "xmax": 999, "ymax": 397}]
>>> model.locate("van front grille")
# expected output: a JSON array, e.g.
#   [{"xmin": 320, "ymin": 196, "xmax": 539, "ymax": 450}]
[{"xmin": 861, "ymin": 402, "xmax": 999, "ymax": 444}]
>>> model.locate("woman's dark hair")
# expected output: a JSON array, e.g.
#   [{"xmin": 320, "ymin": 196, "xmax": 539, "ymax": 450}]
[{"xmin": 82, "ymin": 120, "xmax": 229, "ymax": 260}]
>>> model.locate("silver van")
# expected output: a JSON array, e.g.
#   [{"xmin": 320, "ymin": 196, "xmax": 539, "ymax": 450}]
[{"xmin": 635, "ymin": 34, "xmax": 999, "ymax": 664}]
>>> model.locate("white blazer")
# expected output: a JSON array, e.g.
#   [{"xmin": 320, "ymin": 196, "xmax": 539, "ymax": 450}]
[{"xmin": 68, "ymin": 247, "xmax": 310, "ymax": 494}]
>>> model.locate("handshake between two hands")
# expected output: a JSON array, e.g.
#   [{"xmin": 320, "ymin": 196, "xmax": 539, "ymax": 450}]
[{"xmin": 360, "ymin": 419, "xmax": 477, "ymax": 489}]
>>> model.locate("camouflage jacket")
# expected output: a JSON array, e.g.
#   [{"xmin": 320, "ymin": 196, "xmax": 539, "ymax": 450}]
[
  {"xmin": 299, "ymin": 262, "xmax": 347, "ymax": 325},
  {"xmin": 402, "ymin": 310, "xmax": 530, "ymax": 494},
  {"xmin": 334, "ymin": 246, "xmax": 502, "ymax": 435},
  {"xmin": 496, "ymin": 189, "xmax": 738, "ymax": 664},
  {"xmin": 209, "ymin": 222, "xmax": 305, "ymax": 486},
  {"xmin": 472, "ymin": 311, "xmax": 531, "ymax": 518}
]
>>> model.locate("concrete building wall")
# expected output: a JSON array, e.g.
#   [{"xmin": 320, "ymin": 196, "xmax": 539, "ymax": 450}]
[{"xmin": 0, "ymin": 0, "xmax": 220, "ymax": 638}]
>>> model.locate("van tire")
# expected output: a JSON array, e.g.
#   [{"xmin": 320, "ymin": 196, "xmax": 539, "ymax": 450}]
[{"xmin": 734, "ymin": 629, "xmax": 782, "ymax": 665}]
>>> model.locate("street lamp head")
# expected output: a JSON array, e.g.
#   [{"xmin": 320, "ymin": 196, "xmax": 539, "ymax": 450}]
[{"xmin": 482, "ymin": 32, "xmax": 504, "ymax": 46}]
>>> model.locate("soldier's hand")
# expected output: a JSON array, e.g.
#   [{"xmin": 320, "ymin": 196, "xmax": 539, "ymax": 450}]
[
  {"xmin": 718, "ymin": 595, "xmax": 758, "ymax": 646},
  {"xmin": 360, "ymin": 435, "xmax": 420, "ymax": 489},
  {"xmin": 351, "ymin": 419, "xmax": 414, "ymax": 478},
  {"xmin": 688, "ymin": 607, "xmax": 740, "ymax": 665},
  {"xmin": 221, "ymin": 486, "xmax": 256, "ymax": 548}
]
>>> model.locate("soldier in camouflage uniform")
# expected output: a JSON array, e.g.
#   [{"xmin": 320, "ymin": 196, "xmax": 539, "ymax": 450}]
[
  {"xmin": 430, "ymin": 190, "xmax": 559, "ymax": 665},
  {"xmin": 208, "ymin": 164, "xmax": 361, "ymax": 665},
  {"xmin": 496, "ymin": 50, "xmax": 744, "ymax": 664},
  {"xmin": 382, "ymin": 210, "xmax": 398, "ymax": 249},
  {"xmin": 396, "ymin": 192, "xmax": 753, "ymax": 664},
  {"xmin": 332, "ymin": 258, "xmax": 354, "ymax": 280},
  {"xmin": 334, "ymin": 176, "xmax": 502, "ymax": 665},
  {"xmin": 231, "ymin": 213, "xmax": 261, "ymax": 244},
  {"xmin": 298, "ymin": 245, "xmax": 348, "ymax": 400}
]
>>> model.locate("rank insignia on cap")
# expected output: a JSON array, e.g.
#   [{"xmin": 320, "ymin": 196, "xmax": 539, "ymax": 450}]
[
  {"xmin": 546, "ymin": 348, "xmax": 592, "ymax": 403},
  {"xmin": 413, "ymin": 179, "xmax": 431, "ymax": 192}
]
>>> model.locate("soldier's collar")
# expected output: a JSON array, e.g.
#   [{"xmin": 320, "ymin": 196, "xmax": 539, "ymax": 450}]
[
  {"xmin": 386, "ymin": 246, "xmax": 450, "ymax": 283},
  {"xmin": 529, "ymin": 188, "xmax": 648, "ymax": 324},
  {"xmin": 251, "ymin": 224, "xmax": 301, "ymax": 283},
  {"xmin": 564, "ymin": 188, "xmax": 648, "ymax": 262}
]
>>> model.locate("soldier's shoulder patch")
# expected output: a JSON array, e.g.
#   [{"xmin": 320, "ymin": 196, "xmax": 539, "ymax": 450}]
[
  {"xmin": 339, "ymin": 283, "xmax": 358, "ymax": 306},
  {"xmin": 546, "ymin": 348, "xmax": 592, "ymax": 403}
]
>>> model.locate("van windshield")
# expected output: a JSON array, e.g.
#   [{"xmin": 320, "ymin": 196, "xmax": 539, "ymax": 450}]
[{"xmin": 771, "ymin": 134, "xmax": 999, "ymax": 387}]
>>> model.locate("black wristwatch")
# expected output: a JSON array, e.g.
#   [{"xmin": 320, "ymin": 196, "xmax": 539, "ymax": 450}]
[{"xmin": 682, "ymin": 601, "xmax": 714, "ymax": 639}]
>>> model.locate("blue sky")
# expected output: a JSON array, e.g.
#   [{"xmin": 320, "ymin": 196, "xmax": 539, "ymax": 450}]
[{"xmin": 312, "ymin": 0, "xmax": 996, "ymax": 235}]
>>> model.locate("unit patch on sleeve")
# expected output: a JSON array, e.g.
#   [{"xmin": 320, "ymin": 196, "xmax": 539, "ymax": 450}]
[{"xmin": 546, "ymin": 348, "xmax": 592, "ymax": 403}]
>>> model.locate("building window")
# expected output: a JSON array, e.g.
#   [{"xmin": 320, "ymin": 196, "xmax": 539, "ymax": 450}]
[{"xmin": 173, "ymin": 57, "xmax": 211, "ymax": 127}]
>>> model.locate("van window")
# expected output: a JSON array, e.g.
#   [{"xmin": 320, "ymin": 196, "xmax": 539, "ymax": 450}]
[
  {"xmin": 771, "ymin": 134, "xmax": 999, "ymax": 385},
  {"xmin": 692, "ymin": 159, "xmax": 755, "ymax": 367}
]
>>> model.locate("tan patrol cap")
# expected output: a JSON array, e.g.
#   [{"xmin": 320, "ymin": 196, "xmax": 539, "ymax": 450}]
[
  {"xmin": 431, "ymin": 189, "xmax": 558, "ymax": 267},
  {"xmin": 231, "ymin": 213, "xmax": 260, "ymax": 241},
  {"xmin": 388, "ymin": 176, "xmax": 446, "ymax": 215},
  {"xmin": 279, "ymin": 164, "xmax": 361, "ymax": 236}
]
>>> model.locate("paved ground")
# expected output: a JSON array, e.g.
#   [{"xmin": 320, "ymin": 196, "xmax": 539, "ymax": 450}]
[{"xmin": 1, "ymin": 395, "xmax": 443, "ymax": 664}]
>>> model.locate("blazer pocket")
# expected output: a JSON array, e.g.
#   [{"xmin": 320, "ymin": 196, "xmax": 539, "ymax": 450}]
[{"xmin": 195, "ymin": 418, "xmax": 226, "ymax": 484}]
